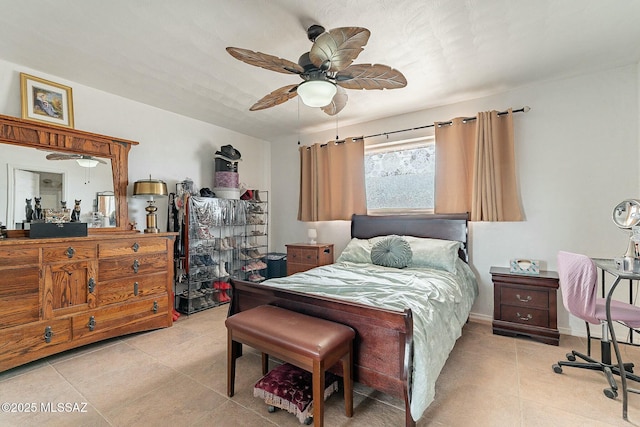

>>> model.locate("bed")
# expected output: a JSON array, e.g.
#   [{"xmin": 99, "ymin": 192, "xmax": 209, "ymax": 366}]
[{"xmin": 228, "ymin": 213, "xmax": 478, "ymax": 427}]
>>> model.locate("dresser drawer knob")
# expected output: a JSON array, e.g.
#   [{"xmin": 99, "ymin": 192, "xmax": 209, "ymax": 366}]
[
  {"xmin": 65, "ymin": 247, "xmax": 75, "ymax": 258},
  {"xmin": 515, "ymin": 294, "xmax": 532, "ymax": 303},
  {"xmin": 133, "ymin": 282, "xmax": 139, "ymax": 296},
  {"xmin": 87, "ymin": 316, "xmax": 96, "ymax": 331},
  {"xmin": 43, "ymin": 326, "xmax": 53, "ymax": 343},
  {"xmin": 88, "ymin": 277, "xmax": 96, "ymax": 293},
  {"xmin": 132, "ymin": 242, "xmax": 140, "ymax": 252},
  {"xmin": 132, "ymin": 259, "xmax": 140, "ymax": 273},
  {"xmin": 152, "ymin": 301, "xmax": 158, "ymax": 313},
  {"xmin": 516, "ymin": 312, "xmax": 533, "ymax": 321}
]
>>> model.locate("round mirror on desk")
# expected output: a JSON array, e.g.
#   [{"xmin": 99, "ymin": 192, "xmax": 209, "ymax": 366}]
[
  {"xmin": 612, "ymin": 199, "xmax": 640, "ymax": 271},
  {"xmin": 613, "ymin": 199, "xmax": 640, "ymax": 229}
]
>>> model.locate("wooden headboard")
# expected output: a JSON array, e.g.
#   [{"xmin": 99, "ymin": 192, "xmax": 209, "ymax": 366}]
[{"xmin": 350, "ymin": 213, "xmax": 470, "ymax": 261}]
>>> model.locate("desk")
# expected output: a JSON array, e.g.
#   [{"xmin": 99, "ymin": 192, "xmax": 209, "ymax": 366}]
[{"xmin": 593, "ymin": 258, "xmax": 640, "ymax": 420}]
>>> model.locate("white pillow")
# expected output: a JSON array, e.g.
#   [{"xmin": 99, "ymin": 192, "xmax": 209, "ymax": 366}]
[
  {"xmin": 402, "ymin": 236, "xmax": 461, "ymax": 273},
  {"xmin": 336, "ymin": 238, "xmax": 372, "ymax": 264}
]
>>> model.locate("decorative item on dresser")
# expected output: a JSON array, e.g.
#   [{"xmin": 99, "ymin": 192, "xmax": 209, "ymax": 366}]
[
  {"xmin": 491, "ymin": 266, "xmax": 560, "ymax": 345},
  {"xmin": 133, "ymin": 177, "xmax": 169, "ymax": 233},
  {"xmin": 0, "ymin": 233, "xmax": 175, "ymax": 372},
  {"xmin": 285, "ymin": 243, "xmax": 334, "ymax": 275}
]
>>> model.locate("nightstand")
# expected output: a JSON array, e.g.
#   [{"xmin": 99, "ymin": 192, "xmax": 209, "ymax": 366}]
[
  {"xmin": 286, "ymin": 243, "xmax": 334, "ymax": 276},
  {"xmin": 491, "ymin": 266, "xmax": 560, "ymax": 345}
]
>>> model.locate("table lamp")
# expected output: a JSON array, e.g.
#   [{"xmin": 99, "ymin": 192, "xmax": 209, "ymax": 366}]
[
  {"xmin": 133, "ymin": 177, "xmax": 168, "ymax": 233},
  {"xmin": 307, "ymin": 228, "xmax": 317, "ymax": 244}
]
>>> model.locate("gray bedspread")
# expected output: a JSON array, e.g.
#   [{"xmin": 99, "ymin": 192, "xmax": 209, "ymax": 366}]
[{"xmin": 260, "ymin": 258, "xmax": 478, "ymax": 420}]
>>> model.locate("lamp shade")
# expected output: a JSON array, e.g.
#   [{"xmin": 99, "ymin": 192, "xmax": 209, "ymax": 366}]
[
  {"xmin": 133, "ymin": 179, "xmax": 168, "ymax": 198},
  {"xmin": 297, "ymin": 80, "xmax": 337, "ymax": 107}
]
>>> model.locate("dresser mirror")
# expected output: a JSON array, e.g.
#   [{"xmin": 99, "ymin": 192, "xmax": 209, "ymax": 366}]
[
  {"xmin": 0, "ymin": 114, "xmax": 137, "ymax": 233},
  {"xmin": 2, "ymin": 144, "xmax": 114, "ymax": 229}
]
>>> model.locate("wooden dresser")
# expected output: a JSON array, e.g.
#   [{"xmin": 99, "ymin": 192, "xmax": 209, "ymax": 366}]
[
  {"xmin": 286, "ymin": 243, "xmax": 334, "ymax": 276},
  {"xmin": 0, "ymin": 233, "xmax": 175, "ymax": 372},
  {"xmin": 491, "ymin": 266, "xmax": 560, "ymax": 345}
]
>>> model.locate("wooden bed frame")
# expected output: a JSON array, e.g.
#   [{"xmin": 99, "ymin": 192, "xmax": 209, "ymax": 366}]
[{"xmin": 228, "ymin": 213, "xmax": 469, "ymax": 427}]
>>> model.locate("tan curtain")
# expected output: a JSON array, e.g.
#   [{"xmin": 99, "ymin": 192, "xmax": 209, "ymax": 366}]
[
  {"xmin": 435, "ymin": 109, "xmax": 523, "ymax": 221},
  {"xmin": 298, "ymin": 137, "xmax": 366, "ymax": 221}
]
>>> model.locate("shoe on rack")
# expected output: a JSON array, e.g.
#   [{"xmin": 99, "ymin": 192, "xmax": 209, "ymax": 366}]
[
  {"xmin": 225, "ymin": 237, "xmax": 235, "ymax": 249},
  {"xmin": 218, "ymin": 291, "xmax": 230, "ymax": 302},
  {"xmin": 254, "ymin": 190, "xmax": 262, "ymax": 202},
  {"xmin": 218, "ymin": 262, "xmax": 229, "ymax": 277}
]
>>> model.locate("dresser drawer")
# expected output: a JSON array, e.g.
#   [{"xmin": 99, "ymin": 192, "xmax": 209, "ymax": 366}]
[
  {"xmin": 0, "ymin": 319, "xmax": 71, "ymax": 371},
  {"xmin": 0, "ymin": 267, "xmax": 40, "ymax": 328},
  {"xmin": 73, "ymin": 297, "xmax": 168, "ymax": 340},
  {"xmin": 500, "ymin": 286, "xmax": 549, "ymax": 309},
  {"xmin": 97, "ymin": 273, "xmax": 168, "ymax": 306},
  {"xmin": 99, "ymin": 238, "xmax": 168, "ymax": 258},
  {"xmin": 500, "ymin": 305, "xmax": 549, "ymax": 328},
  {"xmin": 0, "ymin": 247, "xmax": 39, "ymax": 267},
  {"xmin": 99, "ymin": 254, "xmax": 168, "ymax": 281},
  {"xmin": 43, "ymin": 243, "xmax": 97, "ymax": 263}
]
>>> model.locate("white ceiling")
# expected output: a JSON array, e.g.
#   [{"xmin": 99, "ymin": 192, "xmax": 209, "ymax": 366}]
[{"xmin": 1, "ymin": 0, "xmax": 640, "ymax": 142}]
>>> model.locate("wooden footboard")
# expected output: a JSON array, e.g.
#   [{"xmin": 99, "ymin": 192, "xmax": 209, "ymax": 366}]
[{"xmin": 228, "ymin": 279, "xmax": 416, "ymax": 427}]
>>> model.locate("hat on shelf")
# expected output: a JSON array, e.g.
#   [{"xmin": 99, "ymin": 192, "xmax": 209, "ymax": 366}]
[{"xmin": 215, "ymin": 144, "xmax": 242, "ymax": 161}]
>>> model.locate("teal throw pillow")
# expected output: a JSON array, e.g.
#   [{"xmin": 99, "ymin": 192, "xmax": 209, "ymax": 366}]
[{"xmin": 370, "ymin": 235, "xmax": 413, "ymax": 268}]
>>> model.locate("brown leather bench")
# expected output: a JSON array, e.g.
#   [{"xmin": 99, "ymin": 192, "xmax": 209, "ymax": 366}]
[{"xmin": 226, "ymin": 305, "xmax": 355, "ymax": 426}]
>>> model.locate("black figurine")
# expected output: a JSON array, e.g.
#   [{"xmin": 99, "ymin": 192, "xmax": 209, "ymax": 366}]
[
  {"xmin": 31, "ymin": 197, "xmax": 43, "ymax": 221},
  {"xmin": 71, "ymin": 199, "xmax": 81, "ymax": 222},
  {"xmin": 25, "ymin": 198, "xmax": 33, "ymax": 223}
]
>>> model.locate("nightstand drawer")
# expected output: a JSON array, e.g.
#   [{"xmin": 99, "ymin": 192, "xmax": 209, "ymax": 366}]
[
  {"xmin": 500, "ymin": 305, "xmax": 549, "ymax": 328},
  {"xmin": 501, "ymin": 286, "xmax": 549, "ymax": 309},
  {"xmin": 288, "ymin": 248, "xmax": 319, "ymax": 265},
  {"xmin": 491, "ymin": 266, "xmax": 559, "ymax": 345},
  {"xmin": 286, "ymin": 243, "xmax": 334, "ymax": 276}
]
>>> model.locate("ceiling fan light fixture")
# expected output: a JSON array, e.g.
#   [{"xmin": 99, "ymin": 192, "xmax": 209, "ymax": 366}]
[
  {"xmin": 76, "ymin": 158, "xmax": 99, "ymax": 168},
  {"xmin": 297, "ymin": 80, "xmax": 337, "ymax": 107}
]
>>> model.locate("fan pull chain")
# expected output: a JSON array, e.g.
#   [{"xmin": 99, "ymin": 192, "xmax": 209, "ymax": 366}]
[{"xmin": 297, "ymin": 98, "xmax": 301, "ymax": 145}]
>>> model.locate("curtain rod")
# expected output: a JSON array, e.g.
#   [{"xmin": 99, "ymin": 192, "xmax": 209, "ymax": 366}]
[{"xmin": 356, "ymin": 106, "xmax": 530, "ymax": 141}]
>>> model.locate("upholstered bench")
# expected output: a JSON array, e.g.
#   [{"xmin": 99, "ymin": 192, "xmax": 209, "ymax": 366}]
[{"xmin": 226, "ymin": 305, "xmax": 355, "ymax": 427}]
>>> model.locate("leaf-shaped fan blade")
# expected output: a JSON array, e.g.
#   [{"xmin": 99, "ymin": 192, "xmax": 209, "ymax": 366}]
[
  {"xmin": 336, "ymin": 64, "xmax": 407, "ymax": 90},
  {"xmin": 322, "ymin": 86, "xmax": 348, "ymax": 116},
  {"xmin": 226, "ymin": 47, "xmax": 303, "ymax": 75},
  {"xmin": 309, "ymin": 27, "xmax": 370, "ymax": 72},
  {"xmin": 46, "ymin": 153, "xmax": 80, "ymax": 160},
  {"xmin": 250, "ymin": 84, "xmax": 299, "ymax": 111}
]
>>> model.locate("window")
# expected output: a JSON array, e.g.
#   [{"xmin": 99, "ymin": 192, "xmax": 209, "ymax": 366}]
[{"xmin": 364, "ymin": 136, "xmax": 435, "ymax": 214}]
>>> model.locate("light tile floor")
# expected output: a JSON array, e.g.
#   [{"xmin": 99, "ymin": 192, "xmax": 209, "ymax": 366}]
[{"xmin": 2, "ymin": 305, "xmax": 640, "ymax": 426}]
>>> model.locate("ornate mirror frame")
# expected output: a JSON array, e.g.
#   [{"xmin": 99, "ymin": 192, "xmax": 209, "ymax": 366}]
[{"xmin": 0, "ymin": 114, "xmax": 137, "ymax": 233}]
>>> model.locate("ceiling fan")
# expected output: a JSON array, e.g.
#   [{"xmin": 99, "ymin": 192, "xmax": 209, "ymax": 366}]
[
  {"xmin": 45, "ymin": 152, "xmax": 107, "ymax": 168},
  {"xmin": 227, "ymin": 24, "xmax": 407, "ymax": 116}
]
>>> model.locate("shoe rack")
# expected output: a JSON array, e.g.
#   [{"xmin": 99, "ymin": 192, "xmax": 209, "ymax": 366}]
[
  {"xmin": 239, "ymin": 190, "xmax": 268, "ymax": 283},
  {"xmin": 172, "ymin": 192, "xmax": 268, "ymax": 315}
]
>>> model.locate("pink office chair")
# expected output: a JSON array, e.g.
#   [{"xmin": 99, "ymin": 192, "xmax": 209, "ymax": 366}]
[{"xmin": 552, "ymin": 251, "xmax": 640, "ymax": 399}]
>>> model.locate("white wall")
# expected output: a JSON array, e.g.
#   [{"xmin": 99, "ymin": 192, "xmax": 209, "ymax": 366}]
[
  {"xmin": 270, "ymin": 64, "xmax": 640, "ymax": 335},
  {"xmin": 0, "ymin": 59, "xmax": 271, "ymax": 232}
]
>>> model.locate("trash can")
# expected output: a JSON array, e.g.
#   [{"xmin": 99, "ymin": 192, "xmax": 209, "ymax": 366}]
[{"xmin": 265, "ymin": 253, "xmax": 287, "ymax": 279}]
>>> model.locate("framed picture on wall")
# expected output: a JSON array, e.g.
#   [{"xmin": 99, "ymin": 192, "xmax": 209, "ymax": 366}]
[{"xmin": 20, "ymin": 73, "xmax": 74, "ymax": 128}]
